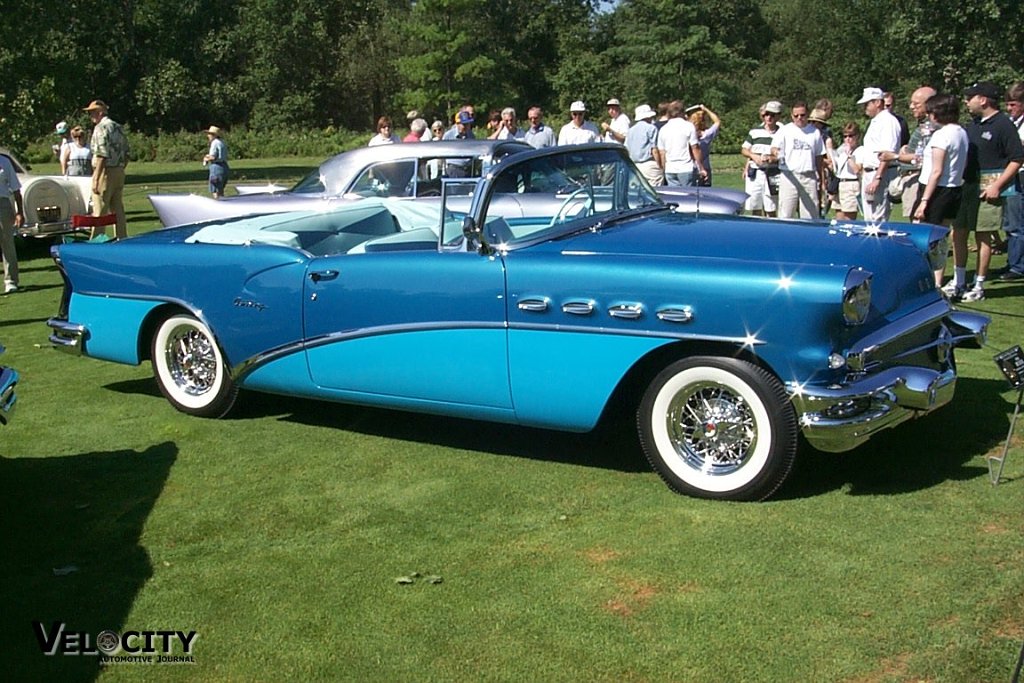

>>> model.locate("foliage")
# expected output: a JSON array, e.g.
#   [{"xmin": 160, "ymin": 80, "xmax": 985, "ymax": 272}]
[{"xmin": 1, "ymin": 0, "xmax": 1022, "ymax": 157}]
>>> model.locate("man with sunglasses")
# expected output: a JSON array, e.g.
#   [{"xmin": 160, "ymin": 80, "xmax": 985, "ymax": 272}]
[
  {"xmin": 741, "ymin": 100, "xmax": 783, "ymax": 216},
  {"xmin": 557, "ymin": 101, "xmax": 600, "ymax": 146},
  {"xmin": 769, "ymin": 101, "xmax": 826, "ymax": 219}
]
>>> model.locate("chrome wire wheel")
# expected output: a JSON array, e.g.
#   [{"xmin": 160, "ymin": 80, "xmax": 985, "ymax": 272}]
[
  {"xmin": 638, "ymin": 357, "xmax": 797, "ymax": 501},
  {"xmin": 666, "ymin": 380, "xmax": 757, "ymax": 477},
  {"xmin": 152, "ymin": 314, "xmax": 238, "ymax": 417},
  {"xmin": 165, "ymin": 324, "xmax": 219, "ymax": 397}
]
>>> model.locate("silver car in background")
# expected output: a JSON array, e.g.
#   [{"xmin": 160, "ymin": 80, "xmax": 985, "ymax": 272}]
[{"xmin": 149, "ymin": 141, "xmax": 746, "ymax": 227}]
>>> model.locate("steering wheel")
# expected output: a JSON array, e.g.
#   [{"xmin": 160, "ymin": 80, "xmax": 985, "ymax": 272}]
[{"xmin": 549, "ymin": 186, "xmax": 595, "ymax": 226}]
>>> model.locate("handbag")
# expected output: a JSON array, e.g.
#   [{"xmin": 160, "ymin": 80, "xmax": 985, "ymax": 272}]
[{"xmin": 826, "ymin": 171, "xmax": 840, "ymax": 196}]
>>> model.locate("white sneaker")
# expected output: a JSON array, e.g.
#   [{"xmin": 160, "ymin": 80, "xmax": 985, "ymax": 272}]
[
  {"xmin": 960, "ymin": 284, "xmax": 985, "ymax": 302},
  {"xmin": 3, "ymin": 284, "xmax": 16, "ymax": 294},
  {"xmin": 940, "ymin": 280, "xmax": 964, "ymax": 301}
]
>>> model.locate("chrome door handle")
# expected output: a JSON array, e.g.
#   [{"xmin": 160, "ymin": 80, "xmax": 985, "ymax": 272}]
[{"xmin": 310, "ymin": 270, "xmax": 339, "ymax": 283}]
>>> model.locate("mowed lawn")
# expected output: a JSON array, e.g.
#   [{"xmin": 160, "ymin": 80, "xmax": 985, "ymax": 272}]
[{"xmin": 1, "ymin": 155, "xmax": 1022, "ymax": 682}]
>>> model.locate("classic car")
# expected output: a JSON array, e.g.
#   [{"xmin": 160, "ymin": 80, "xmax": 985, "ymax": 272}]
[
  {"xmin": 48, "ymin": 144, "xmax": 987, "ymax": 501},
  {"xmin": 149, "ymin": 140, "xmax": 746, "ymax": 227},
  {"xmin": 0, "ymin": 344, "xmax": 18, "ymax": 425},
  {"xmin": 0, "ymin": 148, "xmax": 92, "ymax": 238}
]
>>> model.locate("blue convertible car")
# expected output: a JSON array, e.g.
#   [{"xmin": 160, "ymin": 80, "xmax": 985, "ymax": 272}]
[{"xmin": 47, "ymin": 144, "xmax": 988, "ymax": 500}]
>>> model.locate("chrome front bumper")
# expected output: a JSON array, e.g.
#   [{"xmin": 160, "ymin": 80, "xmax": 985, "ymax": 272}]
[
  {"xmin": 0, "ymin": 364, "xmax": 18, "ymax": 425},
  {"xmin": 790, "ymin": 308, "xmax": 989, "ymax": 453},
  {"xmin": 792, "ymin": 366, "xmax": 957, "ymax": 452},
  {"xmin": 47, "ymin": 318, "xmax": 88, "ymax": 355}
]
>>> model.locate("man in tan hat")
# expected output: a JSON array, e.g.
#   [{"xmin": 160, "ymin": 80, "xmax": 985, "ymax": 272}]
[{"xmin": 84, "ymin": 99, "xmax": 130, "ymax": 239}]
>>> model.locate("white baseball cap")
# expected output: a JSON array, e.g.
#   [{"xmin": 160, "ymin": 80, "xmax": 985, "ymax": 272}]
[
  {"xmin": 570, "ymin": 100, "xmax": 587, "ymax": 112},
  {"xmin": 856, "ymin": 87, "xmax": 885, "ymax": 104}
]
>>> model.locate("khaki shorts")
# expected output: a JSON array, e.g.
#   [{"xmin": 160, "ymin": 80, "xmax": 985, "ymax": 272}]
[
  {"xmin": 831, "ymin": 180, "xmax": 860, "ymax": 213},
  {"xmin": 953, "ymin": 180, "xmax": 1003, "ymax": 232}
]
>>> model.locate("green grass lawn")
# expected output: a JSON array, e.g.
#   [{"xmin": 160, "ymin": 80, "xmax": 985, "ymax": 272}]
[{"xmin": 1, "ymin": 157, "xmax": 1022, "ymax": 682}]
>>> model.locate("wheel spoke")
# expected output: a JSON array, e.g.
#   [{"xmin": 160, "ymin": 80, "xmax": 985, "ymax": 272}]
[{"xmin": 667, "ymin": 381, "xmax": 757, "ymax": 476}]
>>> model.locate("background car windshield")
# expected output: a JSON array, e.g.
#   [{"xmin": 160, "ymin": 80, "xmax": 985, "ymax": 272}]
[
  {"xmin": 483, "ymin": 148, "xmax": 662, "ymax": 245},
  {"xmin": 291, "ymin": 168, "xmax": 326, "ymax": 194}
]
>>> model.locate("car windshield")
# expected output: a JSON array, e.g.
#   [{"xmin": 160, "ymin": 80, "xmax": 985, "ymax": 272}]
[
  {"xmin": 290, "ymin": 151, "xmax": 510, "ymax": 198},
  {"xmin": 465, "ymin": 147, "xmax": 664, "ymax": 247}
]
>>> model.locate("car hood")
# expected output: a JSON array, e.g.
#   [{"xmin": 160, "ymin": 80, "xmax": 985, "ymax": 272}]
[{"xmin": 524, "ymin": 211, "xmax": 941, "ymax": 319}]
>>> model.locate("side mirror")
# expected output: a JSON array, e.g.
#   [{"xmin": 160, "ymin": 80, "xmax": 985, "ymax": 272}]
[
  {"xmin": 462, "ymin": 215, "xmax": 480, "ymax": 242},
  {"xmin": 462, "ymin": 216, "xmax": 493, "ymax": 255}
]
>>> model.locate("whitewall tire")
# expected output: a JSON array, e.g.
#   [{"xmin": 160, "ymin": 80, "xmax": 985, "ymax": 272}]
[
  {"xmin": 637, "ymin": 356, "xmax": 797, "ymax": 501},
  {"xmin": 151, "ymin": 314, "xmax": 238, "ymax": 418}
]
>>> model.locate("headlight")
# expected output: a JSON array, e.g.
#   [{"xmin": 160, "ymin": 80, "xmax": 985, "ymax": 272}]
[{"xmin": 842, "ymin": 269, "xmax": 872, "ymax": 325}]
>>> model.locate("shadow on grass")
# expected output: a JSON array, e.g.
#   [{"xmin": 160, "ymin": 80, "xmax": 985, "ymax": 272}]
[
  {"xmin": 0, "ymin": 443, "xmax": 177, "ymax": 682},
  {"xmin": 236, "ymin": 391, "xmax": 652, "ymax": 474},
  {"xmin": 780, "ymin": 377, "xmax": 1009, "ymax": 499},
  {"xmin": 98, "ymin": 373, "xmax": 1010, "ymax": 500}
]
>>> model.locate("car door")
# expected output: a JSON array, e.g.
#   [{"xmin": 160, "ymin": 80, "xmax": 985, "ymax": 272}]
[{"xmin": 302, "ymin": 248, "xmax": 513, "ymax": 411}]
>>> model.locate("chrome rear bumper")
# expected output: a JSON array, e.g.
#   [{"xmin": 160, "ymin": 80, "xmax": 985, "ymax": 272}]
[
  {"xmin": 47, "ymin": 318, "xmax": 88, "ymax": 355},
  {"xmin": 0, "ymin": 364, "xmax": 18, "ymax": 425}
]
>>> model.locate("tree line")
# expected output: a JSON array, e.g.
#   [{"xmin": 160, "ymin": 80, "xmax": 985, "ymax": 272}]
[{"xmin": 2, "ymin": 0, "xmax": 1021, "ymax": 156}]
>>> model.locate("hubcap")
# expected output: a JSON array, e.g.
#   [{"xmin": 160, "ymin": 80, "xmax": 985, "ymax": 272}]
[
  {"xmin": 165, "ymin": 325, "xmax": 218, "ymax": 396},
  {"xmin": 666, "ymin": 381, "xmax": 757, "ymax": 475}
]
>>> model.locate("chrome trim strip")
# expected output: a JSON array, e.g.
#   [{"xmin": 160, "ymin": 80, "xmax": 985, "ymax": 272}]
[
  {"xmin": 232, "ymin": 320, "xmax": 510, "ymax": 382},
  {"xmin": 608, "ymin": 303, "xmax": 643, "ymax": 320},
  {"xmin": 508, "ymin": 321, "xmax": 764, "ymax": 345},
  {"xmin": 233, "ymin": 318, "xmax": 765, "ymax": 382},
  {"xmin": 562, "ymin": 300, "xmax": 595, "ymax": 316}
]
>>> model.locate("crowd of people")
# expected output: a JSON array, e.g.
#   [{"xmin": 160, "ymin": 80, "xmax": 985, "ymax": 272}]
[
  {"xmin": 368, "ymin": 98, "xmax": 723, "ymax": 190},
  {"xmin": 737, "ymin": 82, "xmax": 1023, "ymax": 302},
  {"xmin": 1, "ymin": 99, "xmax": 140, "ymax": 294},
  {"xmin": 381, "ymin": 83, "xmax": 1024, "ymax": 303}
]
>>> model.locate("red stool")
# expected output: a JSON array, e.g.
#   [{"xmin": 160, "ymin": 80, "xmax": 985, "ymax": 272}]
[{"xmin": 71, "ymin": 214, "xmax": 117, "ymax": 240}]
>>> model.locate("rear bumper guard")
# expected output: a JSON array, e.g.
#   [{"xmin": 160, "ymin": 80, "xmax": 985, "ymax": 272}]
[{"xmin": 47, "ymin": 318, "xmax": 88, "ymax": 355}]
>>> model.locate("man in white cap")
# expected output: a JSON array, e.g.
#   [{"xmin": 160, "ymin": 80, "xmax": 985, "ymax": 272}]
[
  {"xmin": 558, "ymin": 101, "xmax": 600, "ymax": 145},
  {"xmin": 53, "ymin": 121, "xmax": 71, "ymax": 163},
  {"xmin": 741, "ymin": 100, "xmax": 783, "ymax": 216},
  {"xmin": 857, "ymin": 86, "xmax": 902, "ymax": 222},
  {"xmin": 626, "ymin": 104, "xmax": 663, "ymax": 186},
  {"xmin": 601, "ymin": 98, "xmax": 630, "ymax": 144}
]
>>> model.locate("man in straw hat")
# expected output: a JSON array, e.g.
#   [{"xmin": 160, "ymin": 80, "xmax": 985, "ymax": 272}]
[
  {"xmin": 84, "ymin": 99, "xmax": 130, "ymax": 239},
  {"xmin": 203, "ymin": 126, "xmax": 229, "ymax": 199}
]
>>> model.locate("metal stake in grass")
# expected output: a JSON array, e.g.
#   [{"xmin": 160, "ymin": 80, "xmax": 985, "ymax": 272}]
[{"xmin": 988, "ymin": 386, "xmax": 1023, "ymax": 486}]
